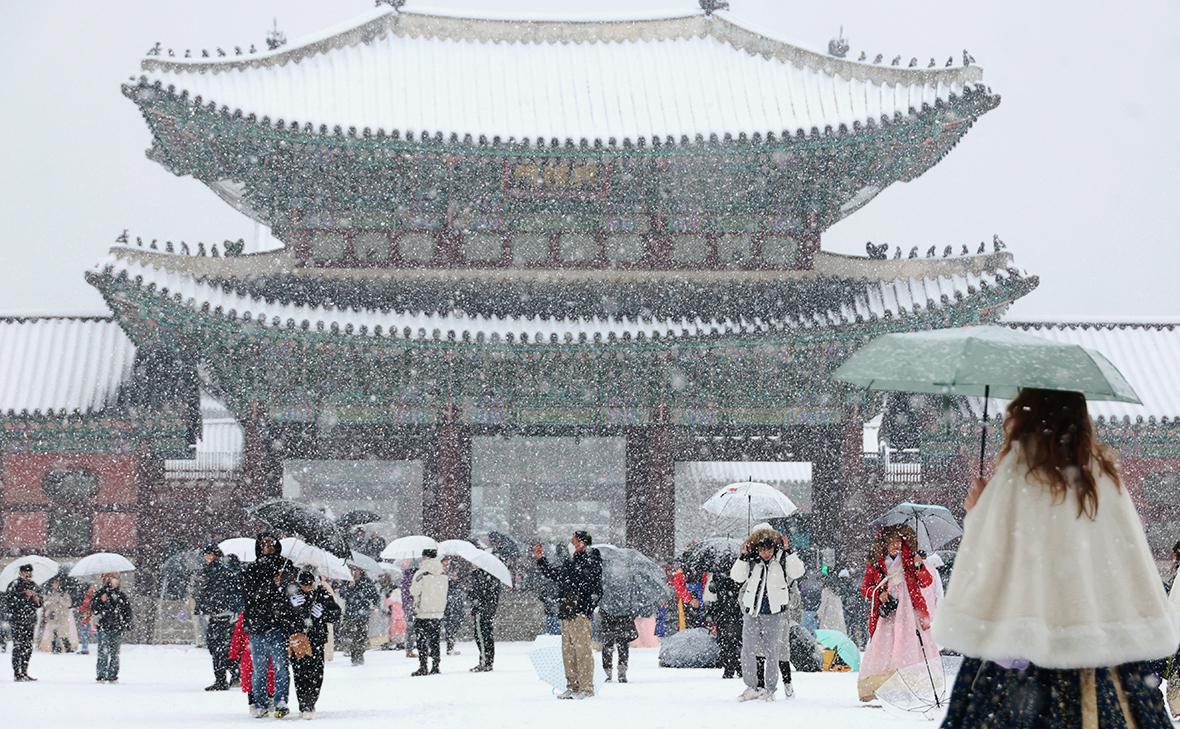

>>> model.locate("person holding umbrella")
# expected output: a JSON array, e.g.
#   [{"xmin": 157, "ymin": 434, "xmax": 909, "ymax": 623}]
[
  {"xmin": 91, "ymin": 572, "xmax": 133, "ymax": 683},
  {"xmin": 856, "ymin": 524, "xmax": 937, "ymax": 702},
  {"xmin": 468, "ymin": 556, "xmax": 502, "ymax": 672},
  {"xmin": 532, "ymin": 530, "xmax": 603, "ymax": 699},
  {"xmin": 5, "ymin": 564, "xmax": 42, "ymax": 681},
  {"xmin": 195, "ymin": 544, "xmax": 241, "ymax": 691},
  {"xmin": 409, "ymin": 548, "xmax": 448, "ymax": 676},
  {"xmin": 240, "ymin": 533, "xmax": 298, "ymax": 719},
  {"xmin": 935, "ymin": 389, "xmax": 1179, "ymax": 726}
]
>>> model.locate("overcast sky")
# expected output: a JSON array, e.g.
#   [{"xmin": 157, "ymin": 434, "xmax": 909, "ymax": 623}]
[{"xmin": 2, "ymin": 0, "xmax": 1177, "ymax": 318}]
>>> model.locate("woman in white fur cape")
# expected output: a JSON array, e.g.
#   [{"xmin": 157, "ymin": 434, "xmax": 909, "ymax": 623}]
[{"xmin": 934, "ymin": 389, "xmax": 1179, "ymax": 728}]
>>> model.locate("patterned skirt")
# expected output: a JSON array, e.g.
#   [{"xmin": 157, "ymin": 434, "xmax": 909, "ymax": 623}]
[{"xmin": 941, "ymin": 658, "xmax": 1172, "ymax": 729}]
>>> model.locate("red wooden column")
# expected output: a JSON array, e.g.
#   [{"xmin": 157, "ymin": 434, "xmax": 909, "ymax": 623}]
[
  {"xmin": 625, "ymin": 405, "xmax": 675, "ymax": 559},
  {"xmin": 241, "ymin": 403, "xmax": 282, "ymax": 510},
  {"xmin": 422, "ymin": 403, "xmax": 472, "ymax": 540},
  {"xmin": 809, "ymin": 417, "xmax": 865, "ymax": 559}
]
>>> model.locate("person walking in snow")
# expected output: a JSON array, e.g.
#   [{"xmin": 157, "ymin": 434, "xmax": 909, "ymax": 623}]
[
  {"xmin": 706, "ymin": 570, "xmax": 744, "ymax": 679},
  {"xmin": 38, "ymin": 577, "xmax": 78, "ymax": 653},
  {"xmin": 288, "ymin": 571, "xmax": 341, "ymax": 720},
  {"xmin": 240, "ymin": 533, "xmax": 298, "ymax": 719},
  {"xmin": 731, "ymin": 526, "xmax": 805, "ymax": 702},
  {"xmin": 935, "ymin": 389, "xmax": 1180, "ymax": 726},
  {"xmin": 409, "ymin": 549, "xmax": 448, "ymax": 676},
  {"xmin": 228, "ymin": 612, "xmax": 274, "ymax": 715},
  {"xmin": 533, "ymin": 530, "xmax": 603, "ymax": 699},
  {"xmin": 336, "ymin": 566, "xmax": 380, "ymax": 666},
  {"xmin": 443, "ymin": 558, "xmax": 466, "ymax": 656},
  {"xmin": 91, "ymin": 573, "xmax": 133, "ymax": 683},
  {"xmin": 195, "ymin": 543, "xmax": 241, "ymax": 690},
  {"xmin": 468, "ymin": 560, "xmax": 502, "ymax": 672},
  {"xmin": 856, "ymin": 524, "xmax": 936, "ymax": 702},
  {"xmin": 599, "ymin": 609, "xmax": 637, "ymax": 683},
  {"xmin": 6, "ymin": 564, "xmax": 43, "ymax": 681}
]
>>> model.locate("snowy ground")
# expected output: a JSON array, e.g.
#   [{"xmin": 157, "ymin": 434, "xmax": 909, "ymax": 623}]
[{"xmin": 9, "ymin": 642, "xmax": 956, "ymax": 728}]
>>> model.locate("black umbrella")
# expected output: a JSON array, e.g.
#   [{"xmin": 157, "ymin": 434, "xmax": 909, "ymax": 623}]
[
  {"xmin": 160, "ymin": 548, "xmax": 204, "ymax": 600},
  {"xmin": 596, "ymin": 545, "xmax": 671, "ymax": 617},
  {"xmin": 249, "ymin": 499, "xmax": 350, "ymax": 558},
  {"xmin": 683, "ymin": 536, "xmax": 743, "ymax": 577},
  {"xmin": 337, "ymin": 509, "xmax": 382, "ymax": 531}
]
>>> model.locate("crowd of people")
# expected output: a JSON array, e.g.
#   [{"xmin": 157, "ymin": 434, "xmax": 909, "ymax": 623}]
[{"xmin": 3, "ymin": 389, "xmax": 1180, "ymax": 724}]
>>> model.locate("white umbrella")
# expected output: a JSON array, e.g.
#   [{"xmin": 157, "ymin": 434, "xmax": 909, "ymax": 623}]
[
  {"xmin": 380, "ymin": 535, "xmax": 439, "ymax": 561},
  {"xmin": 0, "ymin": 555, "xmax": 61, "ymax": 586},
  {"xmin": 281, "ymin": 538, "xmax": 352, "ymax": 581},
  {"xmin": 872, "ymin": 503, "xmax": 963, "ymax": 553},
  {"xmin": 218, "ymin": 537, "xmax": 258, "ymax": 562},
  {"xmin": 439, "ymin": 539, "xmax": 512, "ymax": 586},
  {"xmin": 702, "ymin": 481, "xmax": 798, "ymax": 533},
  {"xmin": 69, "ymin": 552, "xmax": 136, "ymax": 577},
  {"xmin": 347, "ymin": 550, "xmax": 390, "ymax": 577}
]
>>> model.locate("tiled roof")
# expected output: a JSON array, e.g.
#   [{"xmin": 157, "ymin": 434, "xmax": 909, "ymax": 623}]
[
  {"xmin": 0, "ymin": 317, "xmax": 137, "ymax": 416},
  {"xmin": 1003, "ymin": 321, "xmax": 1180, "ymax": 424},
  {"xmin": 680, "ymin": 460, "xmax": 812, "ymax": 484},
  {"xmin": 133, "ymin": 8, "xmax": 989, "ymax": 146},
  {"xmin": 91, "ymin": 251, "xmax": 1033, "ymax": 345}
]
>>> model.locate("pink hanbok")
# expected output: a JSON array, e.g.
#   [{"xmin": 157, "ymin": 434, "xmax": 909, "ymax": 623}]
[{"xmin": 857, "ymin": 554, "xmax": 940, "ymax": 701}]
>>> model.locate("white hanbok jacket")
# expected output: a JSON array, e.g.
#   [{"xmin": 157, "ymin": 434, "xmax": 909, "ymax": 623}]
[{"xmin": 932, "ymin": 442, "xmax": 1179, "ymax": 669}]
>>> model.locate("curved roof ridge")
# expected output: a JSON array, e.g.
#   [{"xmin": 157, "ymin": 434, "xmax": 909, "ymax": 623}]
[
  {"xmin": 1006, "ymin": 318, "xmax": 1180, "ymax": 330},
  {"xmin": 140, "ymin": 5, "xmax": 982, "ymax": 90}
]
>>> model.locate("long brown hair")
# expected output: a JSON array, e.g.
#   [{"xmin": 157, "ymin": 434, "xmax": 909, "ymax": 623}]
[
  {"xmin": 997, "ymin": 389, "xmax": 1120, "ymax": 519},
  {"xmin": 866, "ymin": 524, "xmax": 919, "ymax": 565}
]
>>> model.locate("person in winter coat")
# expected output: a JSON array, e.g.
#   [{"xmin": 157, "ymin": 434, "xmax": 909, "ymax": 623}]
[
  {"xmin": 91, "ymin": 573, "xmax": 133, "ymax": 682},
  {"xmin": 934, "ymin": 389, "xmax": 1180, "ymax": 727},
  {"xmin": 468, "ymin": 565, "xmax": 502, "ymax": 672},
  {"xmin": 856, "ymin": 524, "xmax": 936, "ymax": 702},
  {"xmin": 400, "ymin": 564, "xmax": 417, "ymax": 657},
  {"xmin": 77, "ymin": 583, "xmax": 95, "ymax": 656},
  {"xmin": 288, "ymin": 571, "xmax": 342, "ymax": 719},
  {"xmin": 6, "ymin": 564, "xmax": 43, "ymax": 681},
  {"xmin": 228, "ymin": 612, "xmax": 275, "ymax": 715},
  {"xmin": 195, "ymin": 544, "xmax": 241, "ymax": 690},
  {"xmin": 599, "ymin": 610, "xmax": 638, "ymax": 683},
  {"xmin": 38, "ymin": 577, "xmax": 78, "ymax": 653},
  {"xmin": 239, "ymin": 533, "xmax": 298, "ymax": 719},
  {"xmin": 443, "ymin": 559, "xmax": 466, "ymax": 656},
  {"xmin": 336, "ymin": 566, "xmax": 380, "ymax": 666},
  {"xmin": 706, "ymin": 571, "xmax": 745, "ymax": 679},
  {"xmin": 730, "ymin": 527, "xmax": 806, "ymax": 702},
  {"xmin": 409, "ymin": 549, "xmax": 448, "ymax": 676},
  {"xmin": 534, "ymin": 530, "xmax": 603, "ymax": 699}
]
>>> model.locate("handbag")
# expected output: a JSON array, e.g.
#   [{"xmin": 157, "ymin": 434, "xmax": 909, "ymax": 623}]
[
  {"xmin": 289, "ymin": 632, "xmax": 312, "ymax": 659},
  {"xmin": 877, "ymin": 594, "xmax": 898, "ymax": 618}
]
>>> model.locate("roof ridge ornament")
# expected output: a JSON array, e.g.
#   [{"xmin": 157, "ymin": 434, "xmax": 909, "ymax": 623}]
[
  {"xmin": 700, "ymin": 0, "xmax": 729, "ymax": 16},
  {"xmin": 375, "ymin": 0, "xmax": 405, "ymax": 9},
  {"xmin": 828, "ymin": 27, "xmax": 849, "ymax": 58},
  {"xmin": 265, "ymin": 19, "xmax": 287, "ymax": 51}
]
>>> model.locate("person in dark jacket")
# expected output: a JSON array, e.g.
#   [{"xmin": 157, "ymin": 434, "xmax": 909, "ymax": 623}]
[
  {"xmin": 240, "ymin": 533, "xmax": 298, "ymax": 718},
  {"xmin": 5, "ymin": 564, "xmax": 43, "ymax": 681},
  {"xmin": 288, "ymin": 571, "xmax": 342, "ymax": 719},
  {"xmin": 91, "ymin": 573, "xmax": 133, "ymax": 683},
  {"xmin": 443, "ymin": 559, "xmax": 466, "ymax": 656},
  {"xmin": 195, "ymin": 544, "xmax": 241, "ymax": 690},
  {"xmin": 336, "ymin": 566, "xmax": 380, "ymax": 666},
  {"xmin": 599, "ymin": 611, "xmax": 638, "ymax": 683},
  {"xmin": 468, "ymin": 565, "xmax": 502, "ymax": 672},
  {"xmin": 533, "ymin": 530, "xmax": 603, "ymax": 699},
  {"xmin": 706, "ymin": 572, "xmax": 745, "ymax": 679}
]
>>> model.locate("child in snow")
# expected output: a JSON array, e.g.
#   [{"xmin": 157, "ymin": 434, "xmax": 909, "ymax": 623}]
[
  {"xmin": 228, "ymin": 613, "xmax": 274, "ymax": 714},
  {"xmin": 935, "ymin": 389, "xmax": 1180, "ymax": 727}
]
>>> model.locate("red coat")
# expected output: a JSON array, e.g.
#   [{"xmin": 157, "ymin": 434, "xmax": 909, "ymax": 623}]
[
  {"xmin": 859, "ymin": 544, "xmax": 933, "ymax": 638},
  {"xmin": 229, "ymin": 613, "xmax": 274, "ymax": 696}
]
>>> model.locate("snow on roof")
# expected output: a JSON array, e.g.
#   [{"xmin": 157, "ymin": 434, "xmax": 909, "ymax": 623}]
[
  {"xmin": 136, "ymin": 9, "xmax": 983, "ymax": 145},
  {"xmin": 975, "ymin": 321, "xmax": 1180, "ymax": 423},
  {"xmin": 93, "ymin": 251, "xmax": 1025, "ymax": 344},
  {"xmin": 681, "ymin": 460, "xmax": 812, "ymax": 484},
  {"xmin": 165, "ymin": 392, "xmax": 243, "ymax": 477},
  {"xmin": 0, "ymin": 317, "xmax": 137, "ymax": 416}
]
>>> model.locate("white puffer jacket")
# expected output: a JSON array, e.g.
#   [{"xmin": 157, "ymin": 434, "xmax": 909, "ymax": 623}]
[
  {"xmin": 410, "ymin": 558, "xmax": 449, "ymax": 620},
  {"xmin": 730, "ymin": 550, "xmax": 806, "ymax": 616}
]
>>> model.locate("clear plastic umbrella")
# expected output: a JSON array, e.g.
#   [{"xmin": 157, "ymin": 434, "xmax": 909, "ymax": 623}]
[
  {"xmin": 0, "ymin": 555, "xmax": 60, "ymax": 586},
  {"xmin": 440, "ymin": 539, "xmax": 512, "ymax": 586},
  {"xmin": 872, "ymin": 503, "xmax": 963, "ymax": 553},
  {"xmin": 702, "ymin": 481, "xmax": 797, "ymax": 533},
  {"xmin": 69, "ymin": 552, "xmax": 136, "ymax": 577}
]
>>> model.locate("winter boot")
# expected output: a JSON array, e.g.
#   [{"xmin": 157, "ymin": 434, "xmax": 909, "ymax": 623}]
[
  {"xmin": 604, "ymin": 668, "xmax": 613, "ymax": 682},
  {"xmin": 273, "ymin": 705, "xmax": 290, "ymax": 719},
  {"xmin": 429, "ymin": 662, "xmax": 440, "ymax": 675},
  {"xmin": 618, "ymin": 666, "xmax": 628, "ymax": 683},
  {"xmin": 782, "ymin": 682, "xmax": 795, "ymax": 699}
]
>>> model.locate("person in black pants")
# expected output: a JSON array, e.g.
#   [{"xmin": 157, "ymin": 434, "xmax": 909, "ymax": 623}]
[
  {"xmin": 91, "ymin": 573, "xmax": 133, "ymax": 682},
  {"xmin": 468, "ymin": 564, "xmax": 501, "ymax": 672},
  {"xmin": 336, "ymin": 567, "xmax": 380, "ymax": 666},
  {"xmin": 5, "ymin": 564, "xmax": 42, "ymax": 681},
  {"xmin": 195, "ymin": 544, "xmax": 241, "ymax": 690},
  {"xmin": 706, "ymin": 573, "xmax": 744, "ymax": 679},
  {"xmin": 289, "ymin": 572, "xmax": 341, "ymax": 719}
]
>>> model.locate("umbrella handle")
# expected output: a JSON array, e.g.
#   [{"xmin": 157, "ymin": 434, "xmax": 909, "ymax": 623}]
[{"xmin": 978, "ymin": 386, "xmax": 990, "ymax": 480}]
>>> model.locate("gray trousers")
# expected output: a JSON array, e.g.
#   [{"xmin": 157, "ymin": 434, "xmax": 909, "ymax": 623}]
[{"xmin": 741, "ymin": 612, "xmax": 786, "ymax": 692}]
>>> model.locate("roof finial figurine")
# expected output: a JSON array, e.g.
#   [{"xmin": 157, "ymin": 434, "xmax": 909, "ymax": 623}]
[
  {"xmin": 135, "ymin": 236, "xmax": 143, "ymax": 247},
  {"xmin": 149, "ymin": 239, "xmax": 158, "ymax": 250},
  {"xmin": 266, "ymin": 18, "xmax": 287, "ymax": 51},
  {"xmin": 181, "ymin": 241, "xmax": 190, "ymax": 255},
  {"xmin": 857, "ymin": 51, "xmax": 867, "ymax": 62},
  {"xmin": 873, "ymin": 53, "xmax": 883, "ymax": 64},
  {"xmin": 828, "ymin": 27, "xmax": 849, "ymax": 58},
  {"xmin": 197, "ymin": 242, "xmax": 207, "ymax": 257},
  {"xmin": 167, "ymin": 48, "xmax": 175, "ymax": 57},
  {"xmin": 908, "ymin": 57, "xmax": 918, "ymax": 68},
  {"xmin": 893, "ymin": 246, "xmax": 902, "ymax": 260},
  {"xmin": 963, "ymin": 49, "xmax": 974, "ymax": 66},
  {"xmin": 115, "ymin": 229, "xmax": 128, "ymax": 244},
  {"xmin": 234, "ymin": 46, "xmax": 243, "ymax": 56},
  {"xmin": 977, "ymin": 241, "xmax": 986, "ymax": 255},
  {"xmin": 216, "ymin": 47, "xmax": 226, "ymax": 57},
  {"xmin": 908, "ymin": 246, "xmax": 919, "ymax": 259},
  {"xmin": 184, "ymin": 49, "xmax": 191, "ymax": 58},
  {"xmin": 211, "ymin": 243, "xmax": 220, "ymax": 257},
  {"xmin": 941, "ymin": 245, "xmax": 952, "ymax": 257},
  {"xmin": 993, "ymin": 234, "xmax": 1006, "ymax": 252},
  {"xmin": 925, "ymin": 246, "xmax": 936, "ymax": 258},
  {"xmin": 946, "ymin": 56, "xmax": 954, "ymax": 67},
  {"xmin": 891, "ymin": 55, "xmax": 901, "ymax": 66},
  {"xmin": 201, "ymin": 49, "xmax": 209, "ymax": 58},
  {"xmin": 165, "ymin": 240, "xmax": 174, "ymax": 253},
  {"xmin": 147, "ymin": 42, "xmax": 162, "ymax": 56},
  {"xmin": 375, "ymin": 0, "xmax": 407, "ymax": 8},
  {"xmin": 961, "ymin": 244, "xmax": 970, "ymax": 256},
  {"xmin": 928, "ymin": 58, "xmax": 936, "ymax": 68},
  {"xmin": 249, "ymin": 44, "xmax": 257, "ymax": 54},
  {"xmin": 699, "ymin": 0, "xmax": 729, "ymax": 16},
  {"xmin": 866, "ymin": 241, "xmax": 888, "ymax": 260}
]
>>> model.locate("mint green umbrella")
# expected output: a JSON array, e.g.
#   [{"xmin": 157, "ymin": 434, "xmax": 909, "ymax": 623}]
[{"xmin": 832, "ymin": 326, "xmax": 1141, "ymax": 474}]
